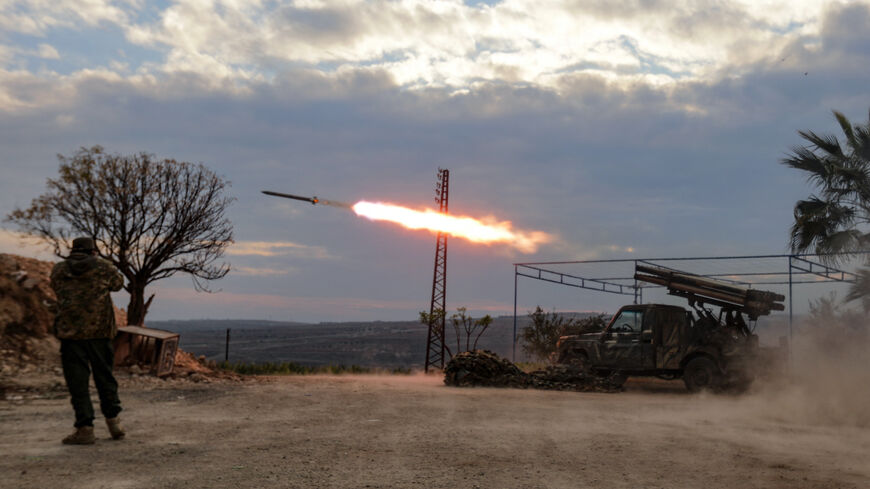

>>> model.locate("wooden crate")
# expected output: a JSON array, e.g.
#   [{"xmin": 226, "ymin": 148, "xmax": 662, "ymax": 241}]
[{"xmin": 113, "ymin": 326, "xmax": 180, "ymax": 377}]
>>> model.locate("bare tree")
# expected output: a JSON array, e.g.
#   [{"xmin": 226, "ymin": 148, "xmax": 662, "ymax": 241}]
[
  {"xmin": 419, "ymin": 307, "xmax": 493, "ymax": 358},
  {"xmin": 449, "ymin": 307, "xmax": 493, "ymax": 353},
  {"xmin": 6, "ymin": 146, "xmax": 234, "ymax": 326}
]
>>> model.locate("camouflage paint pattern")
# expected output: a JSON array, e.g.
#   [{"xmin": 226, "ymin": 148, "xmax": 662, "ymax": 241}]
[
  {"xmin": 50, "ymin": 253, "xmax": 124, "ymax": 339},
  {"xmin": 652, "ymin": 307, "xmax": 690, "ymax": 370},
  {"xmin": 555, "ymin": 304, "xmax": 757, "ymax": 375}
]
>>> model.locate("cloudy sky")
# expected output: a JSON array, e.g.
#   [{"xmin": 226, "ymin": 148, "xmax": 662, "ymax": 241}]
[{"xmin": 1, "ymin": 0, "xmax": 869, "ymax": 322}]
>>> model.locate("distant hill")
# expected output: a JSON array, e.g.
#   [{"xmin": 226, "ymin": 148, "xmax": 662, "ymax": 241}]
[
  {"xmin": 148, "ymin": 319, "xmax": 310, "ymax": 332},
  {"xmin": 149, "ymin": 316, "xmax": 536, "ymax": 368}
]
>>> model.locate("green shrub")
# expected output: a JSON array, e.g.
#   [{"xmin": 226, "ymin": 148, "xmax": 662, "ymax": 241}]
[{"xmin": 519, "ymin": 307, "xmax": 608, "ymax": 362}]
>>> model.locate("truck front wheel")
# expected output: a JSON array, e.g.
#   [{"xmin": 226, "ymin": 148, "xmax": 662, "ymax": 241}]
[{"xmin": 683, "ymin": 357, "xmax": 720, "ymax": 392}]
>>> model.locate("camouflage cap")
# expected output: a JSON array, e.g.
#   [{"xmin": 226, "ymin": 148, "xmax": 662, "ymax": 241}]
[{"xmin": 71, "ymin": 237, "xmax": 97, "ymax": 253}]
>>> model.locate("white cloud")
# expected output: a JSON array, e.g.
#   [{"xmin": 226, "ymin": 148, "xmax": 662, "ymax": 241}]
[
  {"xmin": 0, "ymin": 0, "xmax": 135, "ymax": 35},
  {"xmin": 36, "ymin": 43, "xmax": 59, "ymax": 60}
]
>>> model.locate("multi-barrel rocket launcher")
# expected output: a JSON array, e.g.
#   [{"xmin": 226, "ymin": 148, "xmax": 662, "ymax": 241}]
[{"xmin": 634, "ymin": 264, "xmax": 785, "ymax": 321}]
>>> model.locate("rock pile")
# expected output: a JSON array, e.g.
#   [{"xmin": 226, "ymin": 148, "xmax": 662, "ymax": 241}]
[
  {"xmin": 166, "ymin": 350, "xmax": 241, "ymax": 383},
  {"xmin": 444, "ymin": 350, "xmax": 623, "ymax": 393},
  {"xmin": 1, "ymin": 253, "xmax": 62, "ymax": 394},
  {"xmin": 1, "ymin": 253, "xmax": 242, "ymax": 400},
  {"xmin": 443, "ymin": 349, "xmax": 528, "ymax": 388},
  {"xmin": 0, "ymin": 253, "xmax": 56, "ymax": 338}
]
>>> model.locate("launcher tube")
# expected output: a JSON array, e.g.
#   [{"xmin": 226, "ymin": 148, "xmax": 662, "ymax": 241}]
[
  {"xmin": 634, "ymin": 273, "xmax": 747, "ymax": 306},
  {"xmin": 635, "ymin": 264, "xmax": 749, "ymax": 297}
]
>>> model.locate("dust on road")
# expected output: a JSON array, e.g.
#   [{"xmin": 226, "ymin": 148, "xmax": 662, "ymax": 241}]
[{"xmin": 1, "ymin": 374, "xmax": 868, "ymax": 489}]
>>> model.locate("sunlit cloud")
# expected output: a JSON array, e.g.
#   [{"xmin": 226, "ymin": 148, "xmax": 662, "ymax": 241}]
[
  {"xmin": 232, "ymin": 266, "xmax": 295, "ymax": 276},
  {"xmin": 0, "ymin": 0, "xmax": 133, "ymax": 36},
  {"xmin": 228, "ymin": 240, "xmax": 334, "ymax": 259},
  {"xmin": 0, "ymin": 0, "xmax": 852, "ymax": 97},
  {"xmin": 0, "ymin": 229, "xmax": 56, "ymax": 260},
  {"xmin": 151, "ymin": 285, "xmax": 532, "ymax": 322},
  {"xmin": 147, "ymin": 286, "xmax": 516, "ymax": 320},
  {"xmin": 150, "ymin": 287, "xmax": 427, "ymax": 311}
]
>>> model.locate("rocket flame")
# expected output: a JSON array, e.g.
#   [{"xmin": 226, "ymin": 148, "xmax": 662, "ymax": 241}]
[{"xmin": 352, "ymin": 201, "xmax": 552, "ymax": 253}]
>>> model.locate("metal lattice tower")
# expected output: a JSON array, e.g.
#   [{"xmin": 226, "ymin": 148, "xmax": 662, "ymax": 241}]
[{"xmin": 424, "ymin": 168, "xmax": 449, "ymax": 372}]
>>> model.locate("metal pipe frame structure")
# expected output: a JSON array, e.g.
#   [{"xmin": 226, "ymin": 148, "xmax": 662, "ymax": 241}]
[{"xmin": 511, "ymin": 252, "xmax": 860, "ymax": 362}]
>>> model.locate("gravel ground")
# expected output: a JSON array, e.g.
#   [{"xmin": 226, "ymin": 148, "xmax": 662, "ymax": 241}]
[{"xmin": 1, "ymin": 374, "xmax": 869, "ymax": 489}]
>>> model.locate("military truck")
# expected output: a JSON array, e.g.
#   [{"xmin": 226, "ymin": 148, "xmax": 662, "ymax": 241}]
[{"xmin": 553, "ymin": 264, "xmax": 785, "ymax": 392}]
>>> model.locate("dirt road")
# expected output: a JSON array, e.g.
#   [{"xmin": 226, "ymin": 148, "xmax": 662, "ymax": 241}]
[{"xmin": 2, "ymin": 374, "xmax": 868, "ymax": 489}]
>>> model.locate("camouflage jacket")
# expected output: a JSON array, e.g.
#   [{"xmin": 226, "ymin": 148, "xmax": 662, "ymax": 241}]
[{"xmin": 50, "ymin": 253, "xmax": 124, "ymax": 340}]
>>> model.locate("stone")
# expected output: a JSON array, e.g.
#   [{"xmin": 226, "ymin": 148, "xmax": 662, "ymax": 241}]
[{"xmin": 444, "ymin": 350, "xmax": 623, "ymax": 393}]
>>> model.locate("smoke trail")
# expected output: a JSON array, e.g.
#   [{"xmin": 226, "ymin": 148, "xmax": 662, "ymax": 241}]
[{"xmin": 317, "ymin": 199, "xmax": 352, "ymax": 209}]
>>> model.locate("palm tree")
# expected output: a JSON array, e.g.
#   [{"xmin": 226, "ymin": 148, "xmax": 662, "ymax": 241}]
[{"xmin": 782, "ymin": 109, "xmax": 870, "ymax": 306}]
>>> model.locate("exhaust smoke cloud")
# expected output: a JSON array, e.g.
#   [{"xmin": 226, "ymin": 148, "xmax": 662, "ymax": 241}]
[{"xmin": 750, "ymin": 324, "xmax": 870, "ymax": 428}]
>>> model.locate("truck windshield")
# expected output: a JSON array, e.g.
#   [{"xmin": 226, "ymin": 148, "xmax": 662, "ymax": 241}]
[{"xmin": 610, "ymin": 310, "xmax": 642, "ymax": 333}]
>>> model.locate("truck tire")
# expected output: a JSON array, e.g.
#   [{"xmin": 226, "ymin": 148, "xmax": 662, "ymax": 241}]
[{"xmin": 683, "ymin": 357, "xmax": 720, "ymax": 393}]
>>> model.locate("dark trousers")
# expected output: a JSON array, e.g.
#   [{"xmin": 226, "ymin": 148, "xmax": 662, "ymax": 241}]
[{"xmin": 60, "ymin": 338, "xmax": 122, "ymax": 428}]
